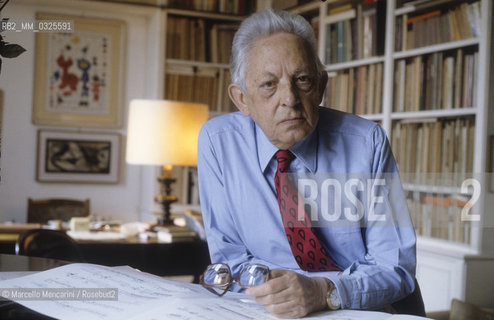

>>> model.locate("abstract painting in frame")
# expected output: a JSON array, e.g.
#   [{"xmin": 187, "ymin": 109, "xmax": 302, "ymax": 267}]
[
  {"xmin": 37, "ymin": 130, "xmax": 120, "ymax": 183},
  {"xmin": 0, "ymin": 90, "xmax": 3, "ymax": 183},
  {"xmin": 33, "ymin": 13, "xmax": 126, "ymax": 128}
]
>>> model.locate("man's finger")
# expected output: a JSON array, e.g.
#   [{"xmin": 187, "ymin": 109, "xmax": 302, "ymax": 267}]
[
  {"xmin": 254, "ymin": 285, "xmax": 292, "ymax": 306},
  {"xmin": 268, "ymin": 269, "xmax": 289, "ymax": 278},
  {"xmin": 245, "ymin": 277, "xmax": 287, "ymax": 297},
  {"xmin": 245, "ymin": 270, "xmax": 290, "ymax": 297}
]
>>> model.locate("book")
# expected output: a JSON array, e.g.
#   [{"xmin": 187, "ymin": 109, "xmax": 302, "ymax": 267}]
[
  {"xmin": 156, "ymin": 225, "xmax": 197, "ymax": 243},
  {"xmin": 184, "ymin": 209, "xmax": 206, "ymax": 240},
  {"xmin": 323, "ymin": 8, "xmax": 356, "ymax": 25}
]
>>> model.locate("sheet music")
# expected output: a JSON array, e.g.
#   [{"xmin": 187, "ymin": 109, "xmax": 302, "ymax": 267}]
[
  {"xmin": 0, "ymin": 271, "xmax": 35, "ymax": 281},
  {"xmin": 0, "ymin": 264, "xmax": 429, "ymax": 320}
]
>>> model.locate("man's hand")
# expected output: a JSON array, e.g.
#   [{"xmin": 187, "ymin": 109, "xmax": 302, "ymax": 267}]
[{"xmin": 245, "ymin": 269, "xmax": 328, "ymax": 318}]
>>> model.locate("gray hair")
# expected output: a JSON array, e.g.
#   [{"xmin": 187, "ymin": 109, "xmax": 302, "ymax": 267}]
[{"xmin": 230, "ymin": 9, "xmax": 324, "ymax": 93}]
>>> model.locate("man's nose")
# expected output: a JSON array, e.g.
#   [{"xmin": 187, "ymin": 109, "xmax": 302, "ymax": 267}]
[{"xmin": 280, "ymin": 81, "xmax": 300, "ymax": 107}]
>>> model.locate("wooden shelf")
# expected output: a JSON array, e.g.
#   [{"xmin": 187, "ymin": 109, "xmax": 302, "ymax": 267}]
[
  {"xmin": 395, "ymin": 0, "xmax": 460, "ymax": 16},
  {"xmin": 288, "ymin": 1, "xmax": 320, "ymax": 15},
  {"xmin": 325, "ymin": 56, "xmax": 385, "ymax": 72},
  {"xmin": 166, "ymin": 59, "xmax": 230, "ymax": 70},
  {"xmin": 402, "ymin": 183, "xmax": 473, "ymax": 195},
  {"xmin": 360, "ymin": 113, "xmax": 383, "ymax": 121},
  {"xmin": 391, "ymin": 108, "xmax": 477, "ymax": 120},
  {"xmin": 164, "ymin": 8, "xmax": 245, "ymax": 21},
  {"xmin": 394, "ymin": 38, "xmax": 480, "ymax": 60}
]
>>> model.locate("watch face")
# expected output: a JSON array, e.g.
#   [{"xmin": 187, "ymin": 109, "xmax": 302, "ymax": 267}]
[{"xmin": 330, "ymin": 289, "xmax": 341, "ymax": 308}]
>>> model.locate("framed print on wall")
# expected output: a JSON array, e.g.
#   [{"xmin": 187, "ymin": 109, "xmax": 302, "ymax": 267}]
[
  {"xmin": 0, "ymin": 90, "xmax": 3, "ymax": 183},
  {"xmin": 37, "ymin": 130, "xmax": 121, "ymax": 183},
  {"xmin": 32, "ymin": 13, "xmax": 126, "ymax": 128},
  {"xmin": 491, "ymin": 135, "xmax": 494, "ymax": 192}
]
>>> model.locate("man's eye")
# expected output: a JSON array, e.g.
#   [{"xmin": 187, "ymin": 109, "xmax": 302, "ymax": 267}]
[
  {"xmin": 262, "ymin": 81, "xmax": 275, "ymax": 89},
  {"xmin": 296, "ymin": 76, "xmax": 312, "ymax": 89}
]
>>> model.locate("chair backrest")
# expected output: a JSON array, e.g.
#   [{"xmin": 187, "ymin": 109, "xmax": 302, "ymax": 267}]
[
  {"xmin": 15, "ymin": 229, "xmax": 85, "ymax": 262},
  {"xmin": 27, "ymin": 198, "xmax": 90, "ymax": 224},
  {"xmin": 391, "ymin": 278, "xmax": 426, "ymax": 317}
]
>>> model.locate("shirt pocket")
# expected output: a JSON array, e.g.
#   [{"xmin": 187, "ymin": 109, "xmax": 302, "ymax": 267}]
[{"xmin": 320, "ymin": 227, "xmax": 366, "ymax": 270}]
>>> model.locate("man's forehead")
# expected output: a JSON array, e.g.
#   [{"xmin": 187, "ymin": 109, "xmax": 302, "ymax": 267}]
[
  {"xmin": 255, "ymin": 66, "xmax": 311, "ymax": 78},
  {"xmin": 246, "ymin": 33, "xmax": 315, "ymax": 70}
]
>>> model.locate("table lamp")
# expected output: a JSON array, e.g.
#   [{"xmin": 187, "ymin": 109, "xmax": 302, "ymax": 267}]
[{"xmin": 126, "ymin": 99, "xmax": 209, "ymax": 226}]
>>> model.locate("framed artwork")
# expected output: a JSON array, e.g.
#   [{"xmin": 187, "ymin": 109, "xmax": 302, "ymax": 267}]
[
  {"xmin": 0, "ymin": 90, "xmax": 3, "ymax": 183},
  {"xmin": 490, "ymin": 135, "xmax": 494, "ymax": 192},
  {"xmin": 37, "ymin": 130, "xmax": 121, "ymax": 183},
  {"xmin": 32, "ymin": 13, "xmax": 126, "ymax": 128}
]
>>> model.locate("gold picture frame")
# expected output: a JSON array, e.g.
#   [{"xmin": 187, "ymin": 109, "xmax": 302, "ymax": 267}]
[
  {"xmin": 32, "ymin": 13, "xmax": 126, "ymax": 128},
  {"xmin": 36, "ymin": 130, "xmax": 121, "ymax": 184}
]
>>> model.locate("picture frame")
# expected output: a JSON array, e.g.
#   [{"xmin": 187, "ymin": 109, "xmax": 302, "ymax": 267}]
[
  {"xmin": 0, "ymin": 90, "xmax": 3, "ymax": 183},
  {"xmin": 490, "ymin": 135, "xmax": 494, "ymax": 192},
  {"xmin": 36, "ymin": 130, "xmax": 121, "ymax": 183},
  {"xmin": 32, "ymin": 13, "xmax": 126, "ymax": 128}
]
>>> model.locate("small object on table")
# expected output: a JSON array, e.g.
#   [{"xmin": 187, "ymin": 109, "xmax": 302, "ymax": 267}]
[
  {"xmin": 69, "ymin": 217, "xmax": 90, "ymax": 232},
  {"xmin": 156, "ymin": 225, "xmax": 197, "ymax": 243}
]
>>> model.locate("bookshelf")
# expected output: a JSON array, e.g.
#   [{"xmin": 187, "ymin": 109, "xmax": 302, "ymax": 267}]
[
  {"xmin": 288, "ymin": 0, "xmax": 494, "ymax": 311},
  {"xmin": 157, "ymin": 8, "xmax": 249, "ymax": 207},
  {"xmin": 162, "ymin": 8, "xmax": 243, "ymax": 115}
]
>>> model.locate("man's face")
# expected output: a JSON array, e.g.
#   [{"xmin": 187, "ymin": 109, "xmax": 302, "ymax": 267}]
[{"xmin": 230, "ymin": 32, "xmax": 326, "ymax": 150}]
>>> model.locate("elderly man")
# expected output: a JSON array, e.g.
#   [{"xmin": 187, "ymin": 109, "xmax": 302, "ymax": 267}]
[{"xmin": 197, "ymin": 9, "xmax": 418, "ymax": 319}]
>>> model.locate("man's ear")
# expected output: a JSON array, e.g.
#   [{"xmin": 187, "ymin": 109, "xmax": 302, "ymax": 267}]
[
  {"xmin": 228, "ymin": 83, "xmax": 250, "ymax": 116},
  {"xmin": 318, "ymin": 71, "xmax": 328, "ymax": 102}
]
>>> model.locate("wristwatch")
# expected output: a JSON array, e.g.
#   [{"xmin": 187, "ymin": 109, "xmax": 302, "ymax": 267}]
[{"xmin": 325, "ymin": 279, "xmax": 341, "ymax": 310}]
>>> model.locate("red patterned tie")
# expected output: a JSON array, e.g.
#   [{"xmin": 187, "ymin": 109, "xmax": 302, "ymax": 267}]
[{"xmin": 274, "ymin": 150, "xmax": 339, "ymax": 272}]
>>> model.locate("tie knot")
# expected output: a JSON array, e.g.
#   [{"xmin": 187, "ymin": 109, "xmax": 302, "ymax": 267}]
[{"xmin": 275, "ymin": 150, "xmax": 294, "ymax": 173}]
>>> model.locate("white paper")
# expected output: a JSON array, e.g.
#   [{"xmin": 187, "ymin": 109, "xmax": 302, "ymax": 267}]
[
  {"xmin": 0, "ymin": 264, "xmax": 429, "ymax": 320},
  {"xmin": 0, "ymin": 271, "xmax": 36, "ymax": 281},
  {"xmin": 67, "ymin": 231, "xmax": 125, "ymax": 241}
]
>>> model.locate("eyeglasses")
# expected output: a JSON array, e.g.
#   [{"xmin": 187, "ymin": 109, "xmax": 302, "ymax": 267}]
[{"xmin": 200, "ymin": 263, "xmax": 270, "ymax": 297}]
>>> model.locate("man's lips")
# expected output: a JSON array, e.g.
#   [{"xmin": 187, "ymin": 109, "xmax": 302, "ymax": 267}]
[{"xmin": 280, "ymin": 117, "xmax": 304, "ymax": 124}]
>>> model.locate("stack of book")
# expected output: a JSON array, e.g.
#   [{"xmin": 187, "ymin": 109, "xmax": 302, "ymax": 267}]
[
  {"xmin": 166, "ymin": 17, "xmax": 237, "ymax": 63},
  {"xmin": 156, "ymin": 225, "xmax": 197, "ymax": 243},
  {"xmin": 324, "ymin": 63, "xmax": 383, "ymax": 115},
  {"xmin": 395, "ymin": 1, "xmax": 481, "ymax": 51},
  {"xmin": 394, "ymin": 48, "xmax": 478, "ymax": 111},
  {"xmin": 165, "ymin": 71, "xmax": 219, "ymax": 110},
  {"xmin": 407, "ymin": 191, "xmax": 471, "ymax": 244},
  {"xmin": 166, "ymin": 0, "xmax": 254, "ymax": 15},
  {"xmin": 323, "ymin": 1, "xmax": 386, "ymax": 64},
  {"xmin": 165, "ymin": 68, "xmax": 234, "ymax": 113},
  {"xmin": 391, "ymin": 117, "xmax": 475, "ymax": 186}
]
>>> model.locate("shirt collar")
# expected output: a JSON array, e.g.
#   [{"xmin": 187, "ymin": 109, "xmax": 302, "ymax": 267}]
[{"xmin": 256, "ymin": 123, "xmax": 318, "ymax": 173}]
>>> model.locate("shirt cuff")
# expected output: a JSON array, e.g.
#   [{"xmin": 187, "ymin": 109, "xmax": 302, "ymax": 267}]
[{"xmin": 301, "ymin": 270, "xmax": 352, "ymax": 310}]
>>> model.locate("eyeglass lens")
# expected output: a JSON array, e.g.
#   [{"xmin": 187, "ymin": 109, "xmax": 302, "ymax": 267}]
[
  {"xmin": 238, "ymin": 264, "xmax": 269, "ymax": 288},
  {"xmin": 203, "ymin": 263, "xmax": 232, "ymax": 287},
  {"xmin": 201, "ymin": 263, "xmax": 270, "ymax": 296}
]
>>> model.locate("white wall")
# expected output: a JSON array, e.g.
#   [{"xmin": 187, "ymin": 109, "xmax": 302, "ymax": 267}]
[{"xmin": 0, "ymin": 0, "xmax": 161, "ymax": 223}]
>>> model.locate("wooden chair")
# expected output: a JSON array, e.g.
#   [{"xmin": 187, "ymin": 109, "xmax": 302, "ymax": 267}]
[
  {"xmin": 27, "ymin": 198, "xmax": 90, "ymax": 224},
  {"xmin": 15, "ymin": 229, "xmax": 85, "ymax": 262}
]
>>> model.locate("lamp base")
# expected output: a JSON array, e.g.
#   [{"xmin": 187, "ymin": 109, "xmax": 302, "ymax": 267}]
[
  {"xmin": 154, "ymin": 165, "xmax": 178, "ymax": 226},
  {"xmin": 155, "ymin": 194, "xmax": 177, "ymax": 225}
]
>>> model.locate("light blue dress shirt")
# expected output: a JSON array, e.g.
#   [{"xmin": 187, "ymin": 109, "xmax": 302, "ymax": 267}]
[{"xmin": 197, "ymin": 107, "xmax": 416, "ymax": 310}]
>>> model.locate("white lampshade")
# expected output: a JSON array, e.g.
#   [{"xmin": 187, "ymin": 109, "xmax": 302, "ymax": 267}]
[{"xmin": 126, "ymin": 99, "xmax": 209, "ymax": 167}]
